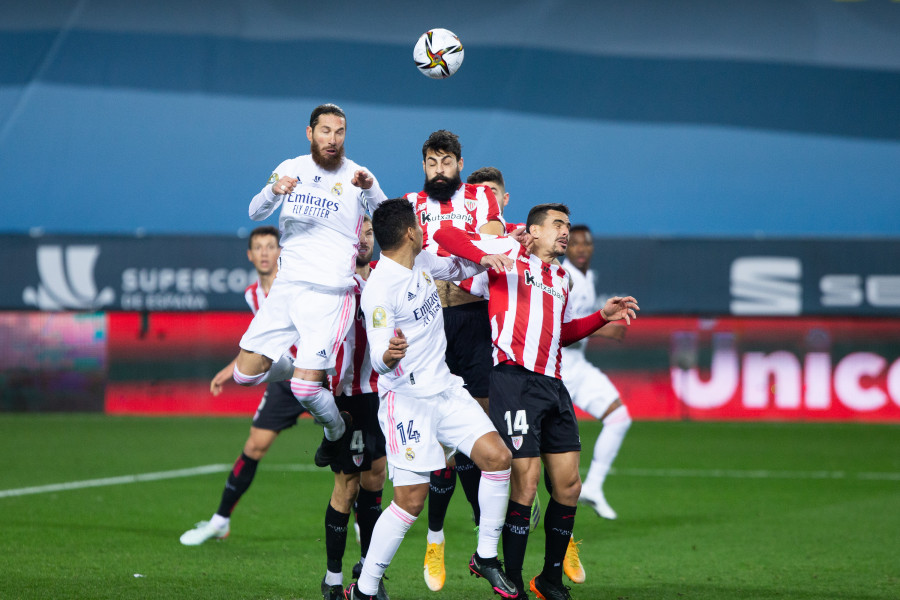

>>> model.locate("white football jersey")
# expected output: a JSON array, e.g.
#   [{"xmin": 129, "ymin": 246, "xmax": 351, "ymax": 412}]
[
  {"xmin": 361, "ymin": 252, "xmax": 483, "ymax": 398},
  {"xmin": 561, "ymin": 258, "xmax": 597, "ymax": 356},
  {"xmin": 248, "ymin": 155, "xmax": 386, "ymax": 289}
]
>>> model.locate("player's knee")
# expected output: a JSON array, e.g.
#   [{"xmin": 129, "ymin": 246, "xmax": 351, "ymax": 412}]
[
  {"xmin": 603, "ymin": 404, "xmax": 632, "ymax": 430},
  {"xmin": 233, "ymin": 365, "xmax": 265, "ymax": 387},
  {"xmin": 481, "ymin": 440, "xmax": 512, "ymax": 472},
  {"xmin": 553, "ymin": 473, "xmax": 582, "ymax": 505},
  {"xmin": 362, "ymin": 460, "xmax": 387, "ymax": 489}
]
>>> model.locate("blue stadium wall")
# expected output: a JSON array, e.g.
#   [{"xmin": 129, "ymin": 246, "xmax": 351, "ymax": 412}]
[{"xmin": 2, "ymin": 0, "xmax": 899, "ymax": 238}]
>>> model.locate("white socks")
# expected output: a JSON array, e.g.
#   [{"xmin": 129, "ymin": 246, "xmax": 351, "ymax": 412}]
[
  {"xmin": 584, "ymin": 405, "xmax": 632, "ymax": 490},
  {"xmin": 476, "ymin": 468, "xmax": 511, "ymax": 559},
  {"xmin": 232, "ymin": 355, "xmax": 295, "ymax": 385},
  {"xmin": 209, "ymin": 514, "xmax": 229, "ymax": 529},
  {"xmin": 358, "ymin": 501, "xmax": 417, "ymax": 595},
  {"xmin": 427, "ymin": 529, "xmax": 444, "ymax": 545},
  {"xmin": 290, "ymin": 378, "xmax": 344, "ymax": 440}
]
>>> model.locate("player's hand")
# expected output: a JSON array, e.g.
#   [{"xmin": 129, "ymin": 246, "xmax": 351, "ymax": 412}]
[
  {"xmin": 480, "ymin": 253, "xmax": 514, "ymax": 273},
  {"xmin": 273, "ymin": 176, "xmax": 298, "ymax": 195},
  {"xmin": 384, "ymin": 328, "xmax": 408, "ymax": 368},
  {"xmin": 509, "ymin": 226, "xmax": 534, "ymax": 253},
  {"xmin": 210, "ymin": 371, "xmax": 231, "ymax": 396},
  {"xmin": 352, "ymin": 169, "xmax": 374, "ymax": 190},
  {"xmin": 600, "ymin": 296, "xmax": 640, "ymax": 325}
]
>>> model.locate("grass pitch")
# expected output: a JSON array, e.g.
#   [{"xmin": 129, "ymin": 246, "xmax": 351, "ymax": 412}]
[{"xmin": 0, "ymin": 415, "xmax": 897, "ymax": 600}]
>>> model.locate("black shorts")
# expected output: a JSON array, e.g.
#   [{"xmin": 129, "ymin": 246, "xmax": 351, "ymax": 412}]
[
  {"xmin": 443, "ymin": 301, "xmax": 493, "ymax": 398},
  {"xmin": 251, "ymin": 381, "xmax": 307, "ymax": 432},
  {"xmin": 331, "ymin": 392, "xmax": 387, "ymax": 474},
  {"xmin": 488, "ymin": 363, "xmax": 581, "ymax": 458}
]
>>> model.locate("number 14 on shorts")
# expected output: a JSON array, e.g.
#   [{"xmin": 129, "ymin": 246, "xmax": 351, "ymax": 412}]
[
  {"xmin": 503, "ymin": 410, "xmax": 530, "ymax": 435},
  {"xmin": 396, "ymin": 420, "xmax": 421, "ymax": 444}
]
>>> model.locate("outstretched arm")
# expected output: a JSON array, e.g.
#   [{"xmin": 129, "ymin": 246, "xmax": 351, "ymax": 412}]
[
  {"xmin": 432, "ymin": 227, "xmax": 516, "ymax": 273},
  {"xmin": 560, "ymin": 296, "xmax": 639, "ymax": 346}
]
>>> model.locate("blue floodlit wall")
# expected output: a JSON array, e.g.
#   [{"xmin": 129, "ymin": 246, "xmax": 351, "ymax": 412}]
[{"xmin": 1, "ymin": 0, "xmax": 899, "ymax": 237}]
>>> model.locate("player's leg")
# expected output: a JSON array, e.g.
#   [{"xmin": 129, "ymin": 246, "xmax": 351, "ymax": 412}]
[
  {"xmin": 355, "ymin": 457, "xmax": 386, "ymax": 571},
  {"xmin": 288, "ymin": 287, "xmax": 356, "ymax": 463},
  {"xmin": 234, "ymin": 279, "xmax": 300, "ymax": 383},
  {"xmin": 574, "ymin": 367, "xmax": 631, "ymax": 519},
  {"xmin": 530, "ymin": 380, "xmax": 582, "ymax": 600},
  {"xmin": 346, "ymin": 392, "xmax": 387, "ymax": 585},
  {"xmin": 441, "ymin": 388, "xmax": 516, "ymax": 598},
  {"xmin": 180, "ymin": 380, "xmax": 301, "ymax": 546},
  {"xmin": 350, "ymin": 479, "xmax": 430, "ymax": 600},
  {"xmin": 322, "ymin": 470, "xmax": 360, "ymax": 599}
]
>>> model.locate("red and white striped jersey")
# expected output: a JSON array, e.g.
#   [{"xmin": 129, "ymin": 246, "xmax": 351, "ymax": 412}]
[
  {"xmin": 463, "ymin": 236, "xmax": 574, "ymax": 379},
  {"xmin": 243, "ymin": 280, "xmax": 297, "ymax": 358},
  {"xmin": 458, "ymin": 220, "xmax": 525, "ymax": 300},
  {"xmin": 330, "ymin": 273, "xmax": 379, "ymax": 396},
  {"xmin": 405, "ymin": 183, "xmax": 500, "ymax": 257}
]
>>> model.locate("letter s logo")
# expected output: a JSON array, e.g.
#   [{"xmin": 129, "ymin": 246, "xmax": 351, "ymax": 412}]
[{"xmin": 730, "ymin": 257, "xmax": 801, "ymax": 316}]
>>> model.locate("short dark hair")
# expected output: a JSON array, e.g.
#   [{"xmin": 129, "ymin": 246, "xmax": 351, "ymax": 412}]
[
  {"xmin": 248, "ymin": 225, "xmax": 280, "ymax": 249},
  {"xmin": 526, "ymin": 203, "xmax": 570, "ymax": 234},
  {"xmin": 372, "ymin": 199, "xmax": 417, "ymax": 251},
  {"xmin": 422, "ymin": 129, "xmax": 461, "ymax": 161},
  {"xmin": 467, "ymin": 167, "xmax": 505, "ymax": 188},
  {"xmin": 309, "ymin": 103, "xmax": 346, "ymax": 129},
  {"xmin": 570, "ymin": 224, "xmax": 591, "ymax": 236}
]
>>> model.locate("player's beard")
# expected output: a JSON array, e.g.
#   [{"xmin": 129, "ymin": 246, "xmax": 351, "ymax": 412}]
[
  {"xmin": 311, "ymin": 140, "xmax": 345, "ymax": 171},
  {"xmin": 356, "ymin": 248, "xmax": 372, "ymax": 267},
  {"xmin": 423, "ymin": 172, "xmax": 462, "ymax": 202}
]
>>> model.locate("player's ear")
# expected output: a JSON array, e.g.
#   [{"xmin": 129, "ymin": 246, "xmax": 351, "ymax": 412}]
[{"xmin": 306, "ymin": 125, "xmax": 314, "ymax": 142}]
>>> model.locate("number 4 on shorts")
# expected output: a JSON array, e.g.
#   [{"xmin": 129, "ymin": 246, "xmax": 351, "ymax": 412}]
[{"xmin": 503, "ymin": 410, "xmax": 529, "ymax": 435}]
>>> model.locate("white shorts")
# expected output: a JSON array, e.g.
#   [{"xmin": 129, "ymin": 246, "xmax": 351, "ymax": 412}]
[
  {"xmin": 239, "ymin": 278, "xmax": 354, "ymax": 372},
  {"xmin": 560, "ymin": 349, "xmax": 620, "ymax": 419},
  {"xmin": 379, "ymin": 385, "xmax": 497, "ymax": 481}
]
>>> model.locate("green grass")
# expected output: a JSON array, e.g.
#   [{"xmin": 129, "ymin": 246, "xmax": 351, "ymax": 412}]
[{"xmin": 1, "ymin": 415, "xmax": 898, "ymax": 599}]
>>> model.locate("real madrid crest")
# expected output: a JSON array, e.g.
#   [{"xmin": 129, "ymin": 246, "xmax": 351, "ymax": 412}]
[
  {"xmin": 405, "ymin": 447, "xmax": 415, "ymax": 461},
  {"xmin": 422, "ymin": 272, "xmax": 432, "ymax": 286},
  {"xmin": 332, "ymin": 182, "xmax": 343, "ymax": 196}
]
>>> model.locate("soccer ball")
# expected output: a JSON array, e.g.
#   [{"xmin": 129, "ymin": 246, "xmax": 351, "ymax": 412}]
[{"xmin": 413, "ymin": 28, "xmax": 464, "ymax": 79}]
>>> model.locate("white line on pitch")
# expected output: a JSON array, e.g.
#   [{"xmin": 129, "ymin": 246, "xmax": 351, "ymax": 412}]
[
  {"xmin": 0, "ymin": 462, "xmax": 326, "ymax": 499},
  {"xmin": 610, "ymin": 467, "xmax": 900, "ymax": 481}
]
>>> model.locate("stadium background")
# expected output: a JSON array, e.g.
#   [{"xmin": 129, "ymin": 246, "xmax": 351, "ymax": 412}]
[{"xmin": 1, "ymin": 0, "xmax": 899, "ymax": 421}]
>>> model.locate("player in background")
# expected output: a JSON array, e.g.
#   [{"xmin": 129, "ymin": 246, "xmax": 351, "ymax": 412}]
[
  {"xmin": 403, "ymin": 132, "xmax": 507, "ymax": 592},
  {"xmin": 180, "ymin": 226, "xmax": 308, "ymax": 545},
  {"xmin": 321, "ymin": 217, "xmax": 389, "ymax": 600},
  {"xmin": 346, "ymin": 199, "xmax": 519, "ymax": 600},
  {"xmin": 561, "ymin": 225, "xmax": 631, "ymax": 521},
  {"xmin": 432, "ymin": 204, "xmax": 638, "ymax": 600},
  {"xmin": 232, "ymin": 104, "xmax": 387, "ymax": 470}
]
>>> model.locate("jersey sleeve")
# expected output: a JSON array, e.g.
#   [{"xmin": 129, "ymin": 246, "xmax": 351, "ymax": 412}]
[
  {"xmin": 418, "ymin": 251, "xmax": 485, "ymax": 282},
  {"xmin": 248, "ymin": 161, "xmax": 291, "ymax": 220},
  {"xmin": 432, "ymin": 227, "xmax": 520, "ymax": 264},
  {"xmin": 361, "ymin": 170, "xmax": 388, "ymax": 214},
  {"xmin": 477, "ymin": 185, "xmax": 502, "ymax": 223},
  {"xmin": 360, "ymin": 283, "xmax": 396, "ymax": 375}
]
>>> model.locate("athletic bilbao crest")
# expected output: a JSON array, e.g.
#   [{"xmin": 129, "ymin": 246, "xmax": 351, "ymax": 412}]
[
  {"xmin": 353, "ymin": 454, "xmax": 364, "ymax": 467},
  {"xmin": 511, "ymin": 436, "xmax": 523, "ymax": 450},
  {"xmin": 464, "ymin": 197, "xmax": 478, "ymax": 212},
  {"xmin": 23, "ymin": 245, "xmax": 115, "ymax": 310}
]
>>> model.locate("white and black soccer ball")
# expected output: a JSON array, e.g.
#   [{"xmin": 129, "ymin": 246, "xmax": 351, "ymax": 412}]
[{"xmin": 413, "ymin": 28, "xmax": 464, "ymax": 79}]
